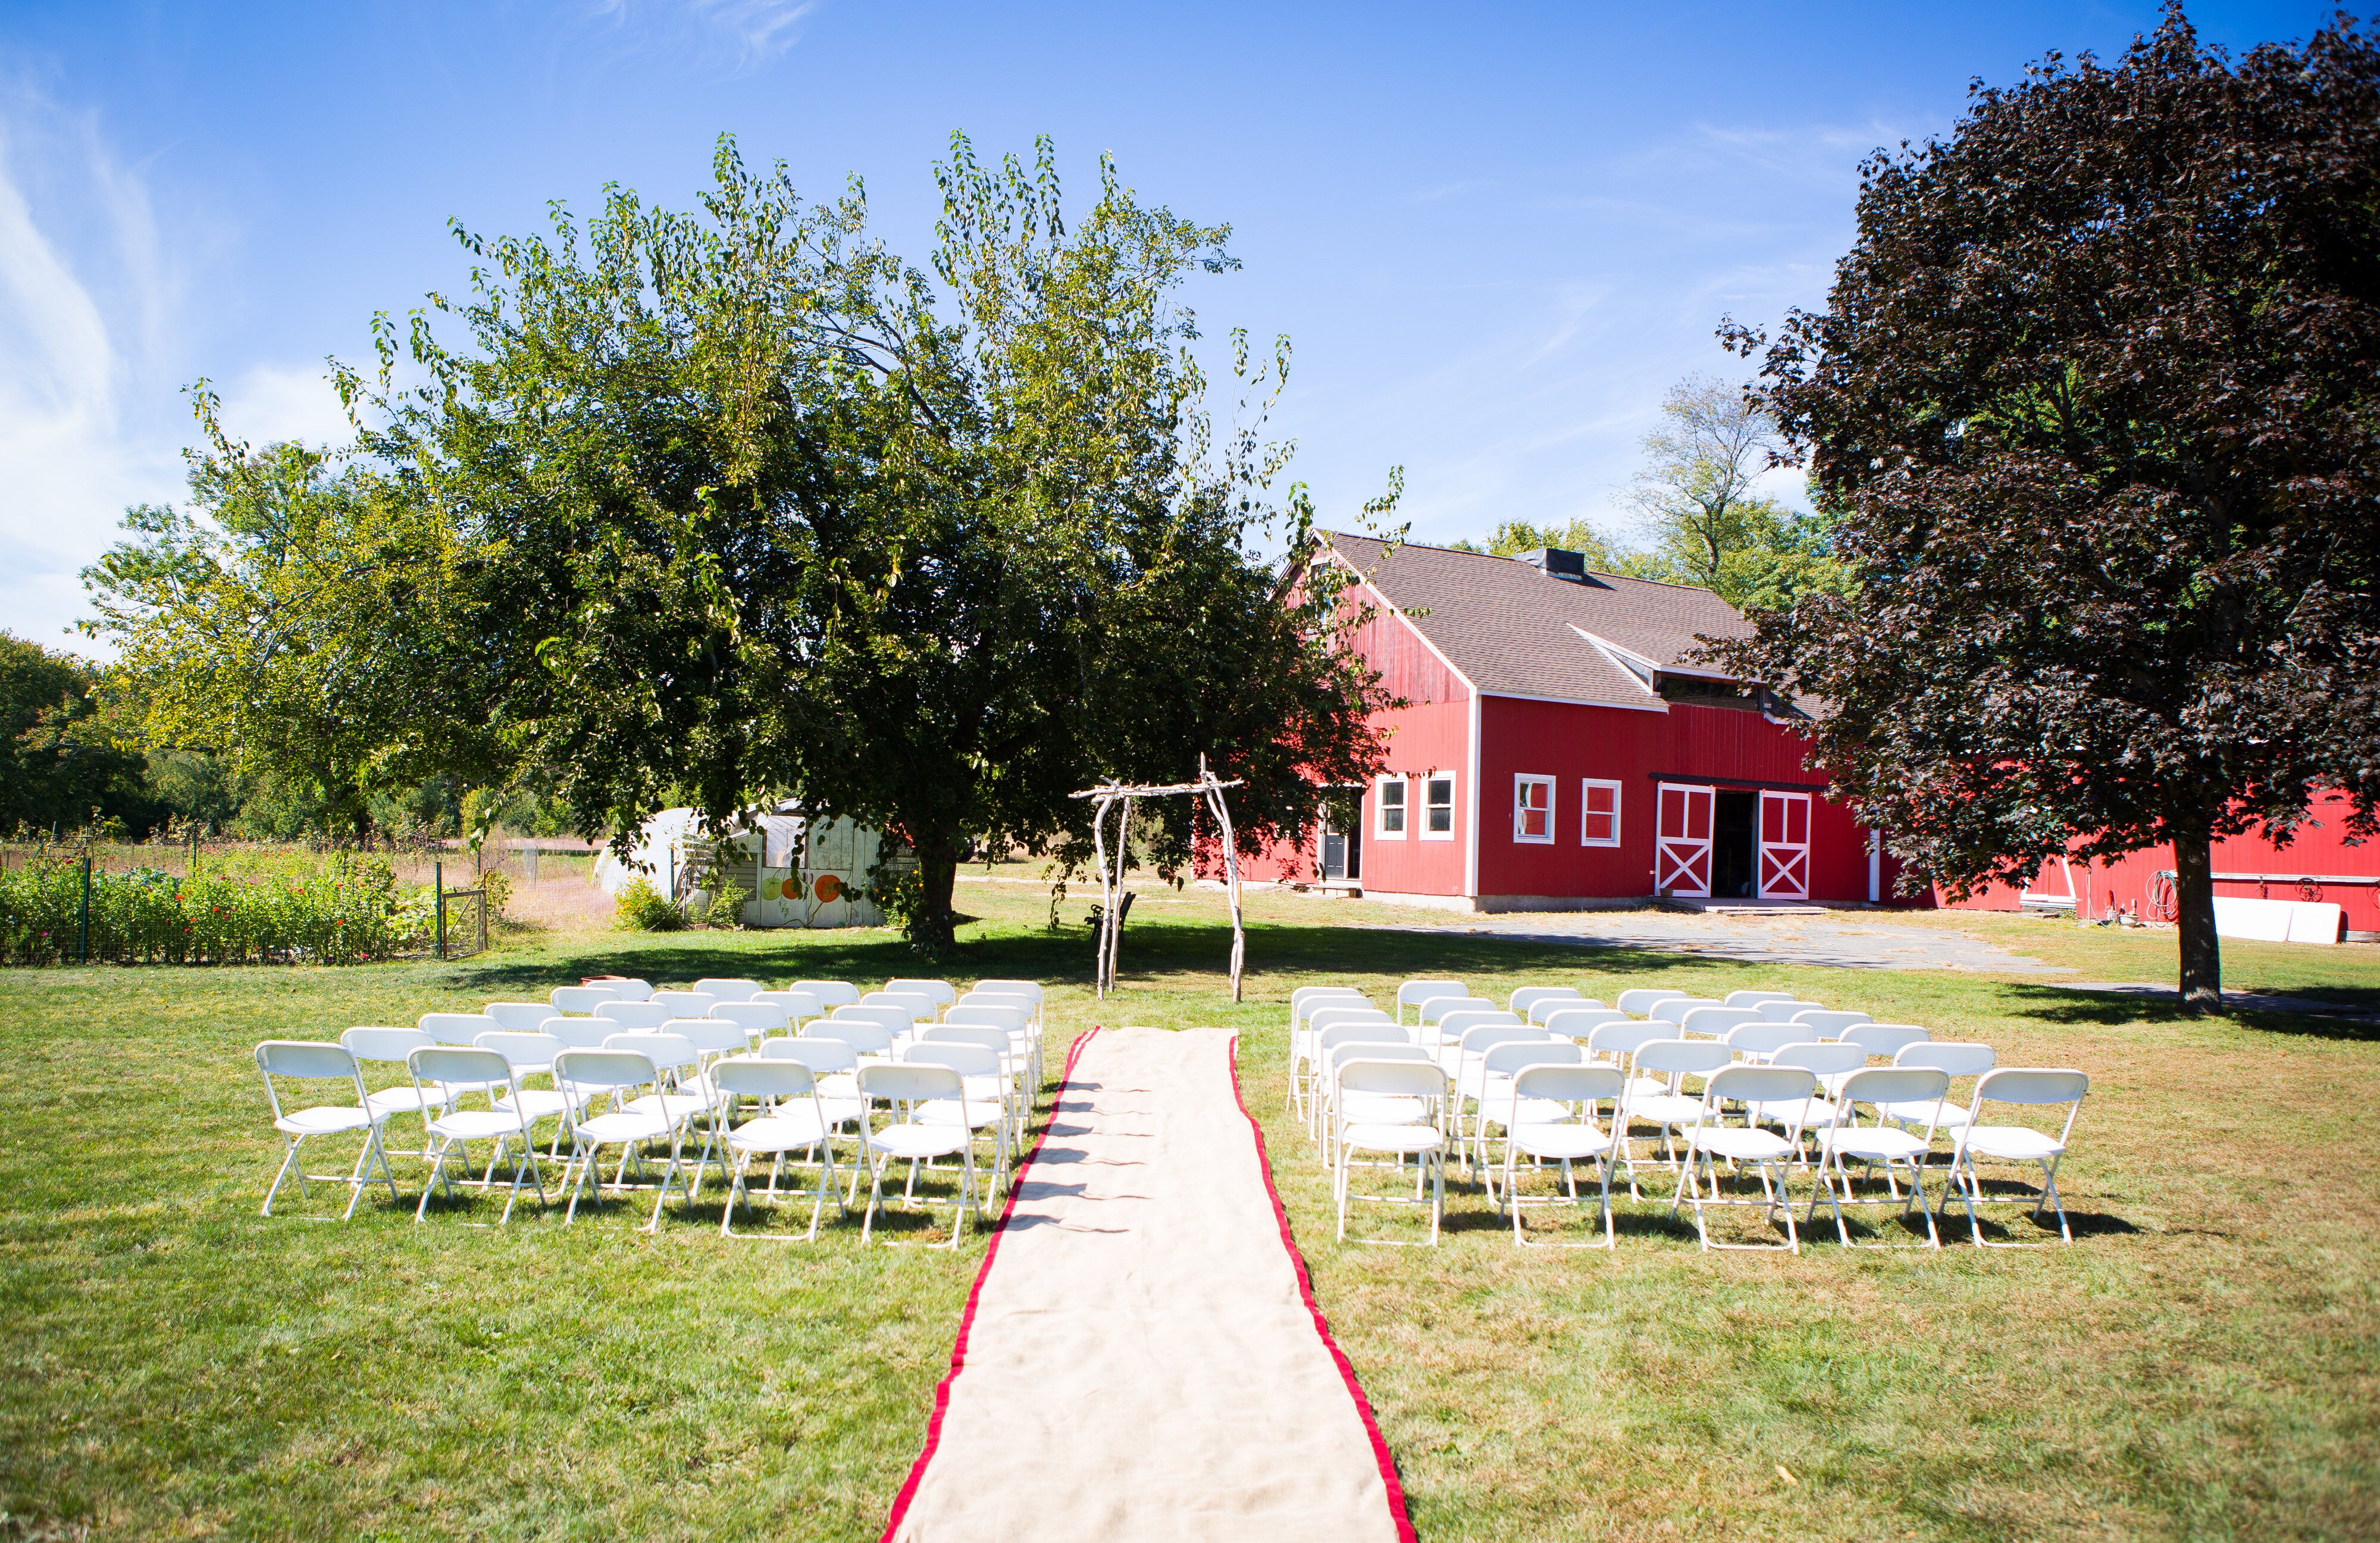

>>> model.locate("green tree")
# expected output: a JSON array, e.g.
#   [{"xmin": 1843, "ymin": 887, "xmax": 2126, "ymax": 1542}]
[
  {"xmin": 0, "ymin": 633, "xmax": 155, "ymax": 835},
  {"xmin": 353, "ymin": 134, "xmax": 1395, "ymax": 948},
  {"xmin": 1713, "ymin": 8, "xmax": 2380, "ymax": 1008}
]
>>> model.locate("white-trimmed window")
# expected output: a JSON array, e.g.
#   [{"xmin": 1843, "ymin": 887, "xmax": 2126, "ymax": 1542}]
[
  {"xmin": 1375, "ymin": 775, "xmax": 1407, "ymax": 838},
  {"xmin": 1421, "ymin": 773, "xmax": 1456, "ymax": 840},
  {"xmin": 1580, "ymin": 778, "xmax": 1623, "ymax": 847},
  {"xmin": 1513, "ymin": 775, "xmax": 1555, "ymax": 844}
]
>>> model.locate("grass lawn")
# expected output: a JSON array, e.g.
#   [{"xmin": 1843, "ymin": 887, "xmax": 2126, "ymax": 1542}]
[{"xmin": 4, "ymin": 877, "xmax": 2375, "ymax": 1541}]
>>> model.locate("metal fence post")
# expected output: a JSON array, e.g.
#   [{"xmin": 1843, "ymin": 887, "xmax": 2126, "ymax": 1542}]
[
  {"xmin": 79, "ymin": 856, "xmax": 92, "ymax": 965},
  {"xmin": 434, "ymin": 860, "xmax": 446, "ymax": 960}
]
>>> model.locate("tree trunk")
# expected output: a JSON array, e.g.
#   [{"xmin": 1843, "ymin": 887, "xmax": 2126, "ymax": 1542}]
[
  {"xmin": 909, "ymin": 834, "xmax": 960, "ymax": 952},
  {"xmin": 2172, "ymin": 828, "xmax": 2223, "ymax": 1012}
]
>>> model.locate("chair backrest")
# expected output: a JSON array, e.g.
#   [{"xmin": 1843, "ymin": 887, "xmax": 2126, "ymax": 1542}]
[
  {"xmin": 1680, "ymin": 1005, "xmax": 1763, "ymax": 1039},
  {"xmin": 593, "ymin": 1000, "xmax": 674, "ymax": 1029},
  {"xmin": 709, "ymin": 1054, "xmax": 816, "ymax": 1100},
  {"xmin": 410, "ymin": 1045, "xmax": 515, "ymax": 1089},
  {"xmin": 1754, "ymin": 999, "xmax": 1827, "ymax": 1022},
  {"xmin": 763, "ymin": 1037, "xmax": 857, "ymax": 1074},
  {"xmin": 973, "ymin": 978, "xmax": 1044, "ymax": 1005},
  {"xmin": 473, "ymin": 1029, "xmax": 563, "ymax": 1070},
  {"xmin": 1649, "ymin": 997, "xmax": 1723, "ymax": 1025},
  {"xmin": 710, "ymin": 1000, "xmax": 791, "ymax": 1034},
  {"xmin": 753, "ymin": 990, "xmax": 825, "ymax": 1025},
  {"xmin": 1895, "ymin": 1041, "xmax": 1996, "ymax": 1078},
  {"xmin": 1793, "ymin": 1009, "xmax": 1874, "ymax": 1037},
  {"xmin": 793, "ymin": 979, "xmax": 862, "ymax": 1008},
  {"xmin": 340, "ymin": 1026, "xmax": 431, "ymax": 1065},
  {"xmin": 649, "ymin": 990, "xmax": 720, "ymax": 1018},
  {"xmin": 602, "ymin": 1031, "xmax": 700, "ymax": 1075},
  {"xmin": 484, "ymin": 1001, "xmax": 555, "ymax": 1032},
  {"xmin": 962, "ymin": 991, "xmax": 1038, "ymax": 1022},
  {"xmin": 1974, "ymin": 1068, "xmax": 2089, "ymax": 1107},
  {"xmin": 1585, "ymin": 1021, "xmax": 1668, "ymax": 1060},
  {"xmin": 865, "ymin": 990, "xmax": 938, "ymax": 1023},
  {"xmin": 1310, "ymin": 1004, "xmax": 1393, "ymax": 1037},
  {"xmin": 806, "ymin": 1020, "xmax": 894, "ymax": 1056},
  {"xmin": 1319, "ymin": 1021, "xmax": 1409, "ymax": 1055},
  {"xmin": 1840, "ymin": 1066, "xmax": 1950, "ymax": 1118},
  {"xmin": 1768, "ymin": 1041, "xmax": 1867, "ymax": 1078},
  {"xmin": 833, "ymin": 1003, "xmax": 915, "ymax": 1037},
  {"xmin": 1397, "ymin": 979, "xmax": 1465, "ymax": 1013},
  {"xmin": 1437, "ymin": 1009, "xmax": 1520, "ymax": 1041},
  {"xmin": 1482, "ymin": 1040, "xmax": 1585, "ymax": 1077},
  {"xmin": 1293, "ymin": 987, "xmax": 1368, "ymax": 1026},
  {"xmin": 1530, "ymin": 996, "xmax": 1608, "ymax": 1025},
  {"xmin": 600, "ymin": 978, "xmax": 655, "ymax": 1002},
  {"xmin": 257, "ymin": 1040, "xmax": 362, "ymax": 1082},
  {"xmin": 1512, "ymin": 1062, "xmax": 1626, "ymax": 1107},
  {"xmin": 665, "ymin": 1018, "xmax": 750, "ymax": 1057},
  {"xmin": 946, "ymin": 1004, "xmax": 1029, "ymax": 1035},
  {"xmin": 1840, "ymin": 1022, "xmax": 1927, "ymax": 1058},
  {"xmin": 1420, "ymin": 995, "xmax": 1496, "ymax": 1025},
  {"xmin": 922, "ymin": 1024, "xmax": 1010, "ymax": 1056},
  {"xmin": 418, "ymin": 1012, "xmax": 501, "ymax": 1046},
  {"xmin": 543, "ymin": 1017, "xmax": 615, "ymax": 1050},
  {"xmin": 550, "ymin": 984, "xmax": 621, "ymax": 1014},
  {"xmin": 692, "ymin": 977, "xmax": 765, "ymax": 1002},
  {"xmin": 1510, "ymin": 985, "xmax": 1582, "ymax": 1015},
  {"xmin": 1705, "ymin": 1063, "xmax": 1818, "ymax": 1109},
  {"xmin": 552, "ymin": 1048, "xmax": 658, "ymax": 1096},
  {"xmin": 1615, "ymin": 988, "xmax": 1688, "ymax": 1016},
  {"xmin": 1722, "ymin": 1021, "xmax": 1805, "ymax": 1059},
  {"xmin": 1541, "ymin": 1006, "xmax": 1627, "ymax": 1040},
  {"xmin": 1336, "ymin": 1057, "xmax": 1448, "ymax": 1099},
  {"xmin": 1457, "ymin": 1024, "xmax": 1544, "ymax": 1059},
  {"xmin": 1724, "ymin": 990, "xmax": 1796, "ymax": 1007},
  {"xmin": 903, "ymin": 1041, "xmax": 1000, "ymax": 1078},
  {"xmin": 1633, "ymin": 1038, "xmax": 1735, "ymax": 1079},
  {"xmin": 886, "ymin": 978, "xmax": 958, "ymax": 1006},
  {"xmin": 857, "ymin": 1062, "xmax": 962, "ymax": 1104}
]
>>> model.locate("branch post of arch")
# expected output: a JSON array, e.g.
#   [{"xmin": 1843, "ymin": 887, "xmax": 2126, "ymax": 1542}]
[{"xmin": 1070, "ymin": 756, "xmax": 1247, "ymax": 1001}]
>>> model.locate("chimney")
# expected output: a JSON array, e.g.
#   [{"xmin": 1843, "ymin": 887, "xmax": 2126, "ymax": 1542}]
[{"xmin": 1519, "ymin": 547, "xmax": 1589, "ymax": 583}]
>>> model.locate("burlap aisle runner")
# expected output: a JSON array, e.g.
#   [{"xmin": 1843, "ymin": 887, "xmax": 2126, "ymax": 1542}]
[{"xmin": 882, "ymin": 1026, "xmax": 1413, "ymax": 1543}]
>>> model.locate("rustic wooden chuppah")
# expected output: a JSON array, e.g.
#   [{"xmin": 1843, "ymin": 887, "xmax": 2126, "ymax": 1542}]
[{"xmin": 1071, "ymin": 756, "xmax": 1247, "ymax": 1001}]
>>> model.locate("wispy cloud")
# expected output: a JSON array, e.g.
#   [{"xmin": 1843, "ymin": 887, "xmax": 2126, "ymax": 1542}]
[{"xmin": 580, "ymin": 0, "xmax": 822, "ymax": 73}]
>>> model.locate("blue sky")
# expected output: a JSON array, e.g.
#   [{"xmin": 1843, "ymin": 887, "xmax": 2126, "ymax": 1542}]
[{"xmin": 0, "ymin": 0, "xmax": 2331, "ymax": 649}]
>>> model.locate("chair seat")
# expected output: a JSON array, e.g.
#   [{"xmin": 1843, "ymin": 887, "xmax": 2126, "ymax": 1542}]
[
  {"xmin": 917, "ymin": 1098, "xmax": 1004, "ymax": 1132},
  {"xmin": 1746, "ymin": 1095, "xmax": 1840, "ymax": 1129},
  {"xmin": 624, "ymin": 1092, "xmax": 713, "ymax": 1123},
  {"xmin": 1962, "ymin": 1125, "xmax": 2065, "ymax": 1162},
  {"xmin": 726, "ymin": 1112, "xmax": 834, "ymax": 1153},
  {"xmin": 815, "ymin": 1073, "xmax": 862, "ymax": 1101},
  {"xmin": 364, "ymin": 1087, "xmax": 441, "ymax": 1118},
  {"xmin": 574, "ymin": 1110, "xmax": 676, "ymax": 1145},
  {"xmin": 275, "ymin": 1106, "xmax": 379, "ymax": 1136},
  {"xmin": 817, "ymin": 1096, "xmax": 868, "ymax": 1127},
  {"xmin": 1341, "ymin": 1122, "xmax": 1446, "ymax": 1154},
  {"xmin": 1880, "ymin": 1098, "xmax": 1969, "ymax": 1128},
  {"xmin": 1507, "ymin": 1122, "xmax": 1617, "ymax": 1160},
  {"xmin": 427, "ymin": 1110, "xmax": 534, "ymax": 1141},
  {"xmin": 1629, "ymin": 1093, "xmax": 1705, "ymax": 1126},
  {"xmin": 1477, "ymin": 1096, "xmax": 1571, "ymax": 1131},
  {"xmin": 494, "ymin": 1089, "xmax": 579, "ymax": 1122},
  {"xmin": 1687, "ymin": 1125, "xmax": 1796, "ymax": 1162},
  {"xmin": 1815, "ymin": 1126, "xmax": 1930, "ymax": 1163},
  {"xmin": 869, "ymin": 1122, "xmax": 973, "ymax": 1161},
  {"xmin": 1340, "ymin": 1093, "xmax": 1429, "ymax": 1125}
]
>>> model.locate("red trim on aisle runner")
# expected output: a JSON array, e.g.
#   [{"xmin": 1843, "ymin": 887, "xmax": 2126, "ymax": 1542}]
[
  {"xmin": 1228, "ymin": 1034, "xmax": 1420, "ymax": 1543},
  {"xmin": 877, "ymin": 1026, "xmax": 1100, "ymax": 1543}
]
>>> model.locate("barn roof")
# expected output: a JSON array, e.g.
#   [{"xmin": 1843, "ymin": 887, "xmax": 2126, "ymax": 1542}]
[{"xmin": 1322, "ymin": 532, "xmax": 1753, "ymax": 707}]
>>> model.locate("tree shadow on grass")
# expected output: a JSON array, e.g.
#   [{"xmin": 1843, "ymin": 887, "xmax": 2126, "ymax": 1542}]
[{"xmin": 1993, "ymin": 981, "xmax": 2380, "ymax": 1044}]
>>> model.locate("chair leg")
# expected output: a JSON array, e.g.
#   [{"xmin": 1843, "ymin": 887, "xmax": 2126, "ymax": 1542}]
[{"xmin": 262, "ymin": 1135, "xmax": 303, "ymax": 1217}]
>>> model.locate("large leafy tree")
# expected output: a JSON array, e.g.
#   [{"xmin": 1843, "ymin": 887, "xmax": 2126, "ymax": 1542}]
[
  {"xmin": 0, "ymin": 633, "xmax": 154, "ymax": 836},
  {"xmin": 1713, "ymin": 8, "xmax": 2380, "ymax": 1007},
  {"xmin": 352, "ymin": 135, "xmax": 1392, "ymax": 947}
]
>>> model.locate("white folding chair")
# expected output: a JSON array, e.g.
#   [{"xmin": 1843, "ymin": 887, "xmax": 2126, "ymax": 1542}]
[
  {"xmin": 1615, "ymin": 988, "xmax": 1688, "ymax": 1018},
  {"xmin": 1839, "ymin": 1022, "xmax": 1930, "ymax": 1060},
  {"xmin": 762, "ymin": 1037, "xmax": 870, "ymax": 1199},
  {"xmin": 865, "ymin": 990, "xmax": 938, "ymax": 1026},
  {"xmin": 963, "ymin": 990, "xmax": 1045, "ymax": 1085},
  {"xmin": 1679, "ymin": 1005, "xmax": 1763, "ymax": 1040},
  {"xmin": 1330, "ymin": 1058, "xmax": 1449, "ymax": 1246},
  {"xmin": 792, "ymin": 979, "xmax": 862, "ymax": 1009},
  {"xmin": 484, "ymin": 1001, "xmax": 556, "ymax": 1032},
  {"xmin": 1396, "ymin": 979, "xmax": 1464, "ymax": 1026},
  {"xmin": 1471, "ymin": 1040, "xmax": 1586, "ymax": 1182},
  {"xmin": 475, "ymin": 1029, "xmax": 577, "ymax": 1157},
  {"xmin": 709, "ymin": 1056, "xmax": 843, "ymax": 1241},
  {"xmin": 693, "ymin": 977, "xmax": 765, "ymax": 1002},
  {"xmin": 255, "ymin": 1041, "xmax": 398, "ymax": 1220},
  {"xmin": 1624, "ymin": 1039, "xmax": 1735, "ymax": 1184},
  {"xmin": 753, "ymin": 989, "xmax": 826, "ymax": 1029},
  {"xmin": 1753, "ymin": 999, "xmax": 1825, "ymax": 1022},
  {"xmin": 340, "ymin": 1026, "xmax": 445, "ymax": 1157},
  {"xmin": 594, "ymin": 1000, "xmax": 674, "ymax": 1029},
  {"xmin": 1510, "ymin": 985, "xmax": 1582, "ymax": 1017},
  {"xmin": 856, "ymin": 1063, "xmax": 981, "ymax": 1248},
  {"xmin": 904, "ymin": 1042, "xmax": 1014, "ymax": 1194},
  {"xmin": 1312, "ymin": 1022, "xmax": 1414, "ymax": 1145},
  {"xmin": 1297, "ymin": 1005, "xmax": 1394, "ymax": 1120},
  {"xmin": 649, "ymin": 990, "xmax": 720, "ymax": 1019},
  {"xmin": 1723, "ymin": 1021, "xmax": 1806, "ymax": 1063},
  {"xmin": 832, "ymin": 1004, "xmax": 916, "ymax": 1049},
  {"xmin": 1672, "ymin": 1063, "xmax": 1824, "ymax": 1253},
  {"xmin": 1542, "ymin": 1006, "xmax": 1627, "ymax": 1041},
  {"xmin": 1531, "ymin": 997, "xmax": 1609, "ymax": 1027},
  {"xmin": 1881, "ymin": 1042, "xmax": 1996, "ymax": 1143},
  {"xmin": 1648, "ymin": 997, "xmax": 1722, "ymax": 1027},
  {"xmin": 418, "ymin": 1012, "xmax": 501, "ymax": 1046},
  {"xmin": 591, "ymin": 977, "xmax": 654, "ymax": 1002},
  {"xmin": 550, "ymin": 984, "xmax": 621, "ymax": 1015},
  {"xmin": 1792, "ymin": 1009, "xmax": 1872, "ymax": 1038},
  {"xmin": 710, "ymin": 1000, "xmax": 792, "ymax": 1041},
  {"xmin": 887, "ymin": 978, "xmax": 958, "ymax": 1007},
  {"xmin": 1289, "ymin": 987, "xmax": 1370, "ymax": 1094},
  {"xmin": 1810, "ymin": 1066, "xmax": 1949, "ymax": 1248},
  {"xmin": 407, "ymin": 1046, "xmax": 546, "ymax": 1224},
  {"xmin": 1946, "ymin": 1069, "xmax": 2088, "ymax": 1247},
  {"xmin": 1496, "ymin": 1062, "xmax": 1625, "ymax": 1249},
  {"xmin": 541, "ymin": 1017, "xmax": 616, "ymax": 1051},
  {"xmin": 1751, "ymin": 1041, "xmax": 1867, "ymax": 1149},
  {"xmin": 550, "ymin": 1047, "xmax": 688, "ymax": 1225},
  {"xmin": 1725, "ymin": 990, "xmax": 1796, "ymax": 1008}
]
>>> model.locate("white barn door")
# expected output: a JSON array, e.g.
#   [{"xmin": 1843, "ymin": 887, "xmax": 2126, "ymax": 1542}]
[
  {"xmin": 1758, "ymin": 790, "xmax": 1811, "ymax": 900},
  {"xmin": 1655, "ymin": 783, "xmax": 1714, "ymax": 898}
]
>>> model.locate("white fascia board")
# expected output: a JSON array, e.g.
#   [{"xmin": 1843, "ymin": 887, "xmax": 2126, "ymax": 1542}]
[
  {"xmin": 1572, "ymin": 625, "xmax": 1745, "ymax": 684},
  {"xmin": 1570, "ymin": 626, "xmax": 1659, "ymax": 695}
]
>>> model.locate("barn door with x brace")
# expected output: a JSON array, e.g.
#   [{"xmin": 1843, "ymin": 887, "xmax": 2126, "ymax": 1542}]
[
  {"xmin": 1655, "ymin": 783, "xmax": 1714, "ymax": 898},
  {"xmin": 1757, "ymin": 790, "xmax": 1811, "ymax": 900}
]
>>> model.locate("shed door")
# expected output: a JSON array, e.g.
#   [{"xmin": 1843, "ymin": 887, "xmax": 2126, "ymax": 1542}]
[
  {"xmin": 1758, "ymin": 790, "xmax": 1811, "ymax": 900},
  {"xmin": 1655, "ymin": 783, "xmax": 1714, "ymax": 898}
]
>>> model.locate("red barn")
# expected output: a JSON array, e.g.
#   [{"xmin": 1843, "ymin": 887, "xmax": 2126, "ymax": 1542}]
[{"xmin": 1233, "ymin": 534, "xmax": 1893, "ymax": 912}]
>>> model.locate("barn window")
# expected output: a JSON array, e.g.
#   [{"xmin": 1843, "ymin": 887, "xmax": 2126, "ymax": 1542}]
[
  {"xmin": 1580, "ymin": 779, "xmax": 1621, "ymax": 847},
  {"xmin": 1422, "ymin": 774, "xmax": 1456, "ymax": 840},
  {"xmin": 1375, "ymin": 775, "xmax": 1406, "ymax": 838},
  {"xmin": 1513, "ymin": 775, "xmax": 1554, "ymax": 844}
]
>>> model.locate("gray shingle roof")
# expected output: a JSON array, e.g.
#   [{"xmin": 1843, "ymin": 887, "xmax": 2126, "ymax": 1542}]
[{"xmin": 1325, "ymin": 533, "xmax": 1751, "ymax": 706}]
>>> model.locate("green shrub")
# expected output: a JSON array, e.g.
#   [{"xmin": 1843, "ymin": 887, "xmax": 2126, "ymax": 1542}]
[
  {"xmin": 703, "ymin": 881, "xmax": 749, "ymax": 929},
  {"xmin": 613, "ymin": 877, "xmax": 685, "ymax": 932},
  {"xmin": 478, "ymin": 869, "xmax": 513, "ymax": 920},
  {"xmin": 0, "ymin": 851, "xmax": 428, "ymax": 965}
]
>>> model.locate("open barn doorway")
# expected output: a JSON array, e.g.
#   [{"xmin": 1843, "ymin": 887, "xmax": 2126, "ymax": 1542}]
[{"xmin": 1711, "ymin": 789, "xmax": 1758, "ymax": 898}]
